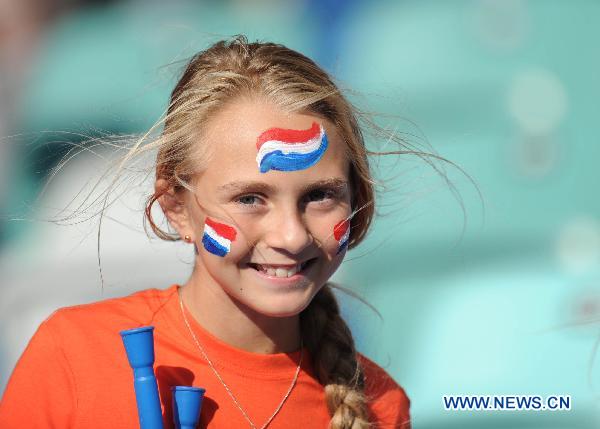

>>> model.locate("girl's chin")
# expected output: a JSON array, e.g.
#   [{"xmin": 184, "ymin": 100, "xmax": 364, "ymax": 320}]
[
  {"xmin": 248, "ymin": 302, "xmax": 311, "ymax": 318},
  {"xmin": 235, "ymin": 285, "xmax": 318, "ymax": 318}
]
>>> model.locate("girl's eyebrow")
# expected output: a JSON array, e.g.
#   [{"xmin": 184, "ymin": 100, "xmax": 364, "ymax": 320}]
[
  {"xmin": 217, "ymin": 181, "xmax": 272, "ymax": 195},
  {"xmin": 305, "ymin": 178, "xmax": 349, "ymax": 192},
  {"xmin": 217, "ymin": 178, "xmax": 349, "ymax": 195}
]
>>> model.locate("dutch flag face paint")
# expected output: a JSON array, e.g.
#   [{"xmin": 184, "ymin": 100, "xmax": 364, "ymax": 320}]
[
  {"xmin": 255, "ymin": 122, "xmax": 328, "ymax": 173},
  {"xmin": 202, "ymin": 217, "xmax": 237, "ymax": 257},
  {"xmin": 333, "ymin": 219, "xmax": 350, "ymax": 255}
]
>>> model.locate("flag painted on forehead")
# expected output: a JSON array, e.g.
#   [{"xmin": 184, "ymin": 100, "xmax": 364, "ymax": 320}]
[
  {"xmin": 333, "ymin": 219, "xmax": 350, "ymax": 255},
  {"xmin": 255, "ymin": 122, "xmax": 328, "ymax": 173},
  {"xmin": 202, "ymin": 217, "xmax": 237, "ymax": 257}
]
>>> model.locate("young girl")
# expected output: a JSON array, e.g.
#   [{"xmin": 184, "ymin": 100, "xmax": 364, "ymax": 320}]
[{"xmin": 0, "ymin": 36, "xmax": 411, "ymax": 428}]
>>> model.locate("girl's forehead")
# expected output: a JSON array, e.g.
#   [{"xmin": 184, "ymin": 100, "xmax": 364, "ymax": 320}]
[{"xmin": 198, "ymin": 99, "xmax": 349, "ymax": 185}]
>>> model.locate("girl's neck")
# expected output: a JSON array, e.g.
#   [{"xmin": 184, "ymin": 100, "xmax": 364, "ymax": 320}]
[{"xmin": 180, "ymin": 278, "xmax": 302, "ymax": 355}]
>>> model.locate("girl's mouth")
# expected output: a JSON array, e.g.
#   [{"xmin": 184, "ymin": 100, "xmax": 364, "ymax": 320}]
[{"xmin": 247, "ymin": 258, "xmax": 317, "ymax": 279}]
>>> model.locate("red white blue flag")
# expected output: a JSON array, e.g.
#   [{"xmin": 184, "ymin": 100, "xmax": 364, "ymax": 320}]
[
  {"xmin": 255, "ymin": 122, "xmax": 328, "ymax": 173},
  {"xmin": 202, "ymin": 218, "xmax": 237, "ymax": 257},
  {"xmin": 333, "ymin": 219, "xmax": 350, "ymax": 254}
]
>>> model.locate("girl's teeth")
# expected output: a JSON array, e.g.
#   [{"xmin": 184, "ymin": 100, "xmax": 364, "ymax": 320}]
[{"xmin": 259, "ymin": 264, "xmax": 301, "ymax": 278}]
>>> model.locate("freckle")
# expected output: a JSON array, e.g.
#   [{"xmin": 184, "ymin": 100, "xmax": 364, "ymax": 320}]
[{"xmin": 240, "ymin": 288, "xmax": 243, "ymax": 292}]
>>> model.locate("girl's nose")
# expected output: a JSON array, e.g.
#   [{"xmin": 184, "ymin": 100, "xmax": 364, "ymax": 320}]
[{"xmin": 263, "ymin": 208, "xmax": 313, "ymax": 255}]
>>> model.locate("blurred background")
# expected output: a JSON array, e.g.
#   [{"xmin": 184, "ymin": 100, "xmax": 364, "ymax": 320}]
[{"xmin": 1, "ymin": 0, "xmax": 599, "ymax": 427}]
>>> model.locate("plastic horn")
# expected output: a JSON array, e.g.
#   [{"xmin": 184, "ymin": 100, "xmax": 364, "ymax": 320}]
[
  {"xmin": 120, "ymin": 326, "xmax": 164, "ymax": 429},
  {"xmin": 172, "ymin": 386, "xmax": 205, "ymax": 429}
]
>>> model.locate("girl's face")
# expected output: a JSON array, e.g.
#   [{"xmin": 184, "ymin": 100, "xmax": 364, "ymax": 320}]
[{"xmin": 179, "ymin": 98, "xmax": 352, "ymax": 318}]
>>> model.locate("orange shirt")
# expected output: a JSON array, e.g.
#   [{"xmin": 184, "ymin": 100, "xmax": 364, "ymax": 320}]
[{"xmin": 0, "ymin": 285, "xmax": 410, "ymax": 428}]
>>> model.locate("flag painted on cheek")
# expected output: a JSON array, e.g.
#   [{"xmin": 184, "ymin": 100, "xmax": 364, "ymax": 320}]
[
  {"xmin": 202, "ymin": 217, "xmax": 237, "ymax": 257},
  {"xmin": 255, "ymin": 122, "xmax": 328, "ymax": 173},
  {"xmin": 333, "ymin": 219, "xmax": 350, "ymax": 254}
]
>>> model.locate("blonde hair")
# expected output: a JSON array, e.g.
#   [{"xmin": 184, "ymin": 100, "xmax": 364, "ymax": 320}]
[{"xmin": 145, "ymin": 36, "xmax": 377, "ymax": 428}]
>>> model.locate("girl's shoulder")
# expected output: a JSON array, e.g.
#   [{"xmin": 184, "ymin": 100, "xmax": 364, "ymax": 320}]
[
  {"xmin": 357, "ymin": 353, "xmax": 411, "ymax": 428},
  {"xmin": 44, "ymin": 284, "xmax": 179, "ymax": 329},
  {"xmin": 34, "ymin": 285, "xmax": 181, "ymax": 356}
]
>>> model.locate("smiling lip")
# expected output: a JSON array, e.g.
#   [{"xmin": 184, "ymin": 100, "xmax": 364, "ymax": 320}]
[
  {"xmin": 247, "ymin": 259, "xmax": 316, "ymax": 284},
  {"xmin": 252, "ymin": 269, "xmax": 305, "ymax": 284}
]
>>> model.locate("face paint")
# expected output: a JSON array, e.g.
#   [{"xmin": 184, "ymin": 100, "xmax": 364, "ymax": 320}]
[
  {"xmin": 333, "ymin": 219, "xmax": 350, "ymax": 255},
  {"xmin": 201, "ymin": 217, "xmax": 237, "ymax": 257},
  {"xmin": 255, "ymin": 122, "xmax": 328, "ymax": 173}
]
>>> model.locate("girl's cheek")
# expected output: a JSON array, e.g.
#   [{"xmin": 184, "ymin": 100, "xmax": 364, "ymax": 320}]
[
  {"xmin": 200, "ymin": 217, "xmax": 239, "ymax": 258},
  {"xmin": 332, "ymin": 219, "xmax": 351, "ymax": 255}
]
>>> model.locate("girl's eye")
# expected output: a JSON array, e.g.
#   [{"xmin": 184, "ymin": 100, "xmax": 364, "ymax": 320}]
[
  {"xmin": 305, "ymin": 188, "xmax": 337, "ymax": 204},
  {"xmin": 236, "ymin": 195, "xmax": 262, "ymax": 206}
]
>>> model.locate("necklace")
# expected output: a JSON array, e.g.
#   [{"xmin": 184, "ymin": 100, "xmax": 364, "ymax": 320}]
[{"xmin": 178, "ymin": 289, "xmax": 303, "ymax": 429}]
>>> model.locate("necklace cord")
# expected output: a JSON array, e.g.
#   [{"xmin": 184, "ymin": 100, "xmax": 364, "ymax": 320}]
[{"xmin": 178, "ymin": 289, "xmax": 303, "ymax": 429}]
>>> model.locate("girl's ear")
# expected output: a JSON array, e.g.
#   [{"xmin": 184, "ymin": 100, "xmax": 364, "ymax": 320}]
[{"xmin": 155, "ymin": 178, "xmax": 193, "ymax": 238}]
